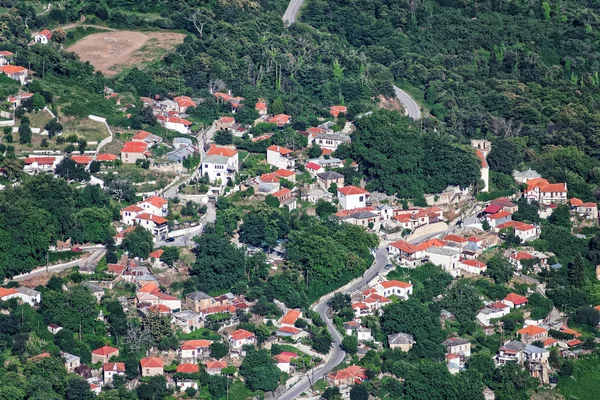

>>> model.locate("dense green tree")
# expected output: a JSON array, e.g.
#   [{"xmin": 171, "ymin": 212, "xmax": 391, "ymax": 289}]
[
  {"xmin": 312, "ymin": 330, "xmax": 333, "ymax": 354},
  {"xmin": 42, "ymin": 286, "xmax": 98, "ymax": 334},
  {"xmin": 573, "ymin": 306, "xmax": 600, "ymax": 327},
  {"xmin": 73, "ymin": 208, "xmax": 114, "ymax": 244},
  {"xmin": 567, "ymin": 253, "xmax": 586, "ymax": 287},
  {"xmin": 210, "ymin": 341, "xmax": 229, "ymax": 359},
  {"xmin": 329, "ymin": 293, "xmax": 351, "ymax": 312},
  {"xmin": 18, "ymin": 124, "xmax": 32, "ymax": 144},
  {"xmin": 190, "ymin": 234, "xmax": 246, "ymax": 292},
  {"xmin": 121, "ymin": 226, "xmax": 153, "ymax": 259},
  {"xmin": 214, "ymin": 130, "xmax": 233, "ymax": 145},
  {"xmin": 485, "ymin": 255, "xmax": 514, "ymax": 284},
  {"xmin": 381, "ymin": 299, "xmax": 444, "ymax": 343},
  {"xmin": 159, "ymin": 246, "xmax": 179, "ymax": 266},
  {"xmin": 316, "ymin": 199, "xmax": 337, "ymax": 218},
  {"xmin": 486, "ymin": 140, "xmax": 522, "ymax": 175},
  {"xmin": 548, "ymin": 204, "xmax": 572, "ymax": 229},
  {"xmin": 341, "ymin": 335, "xmax": 358, "ymax": 355},
  {"xmin": 349, "ymin": 385, "xmax": 369, "ymax": 400},
  {"xmin": 45, "ymin": 119, "xmax": 63, "ymax": 138},
  {"xmin": 66, "ymin": 378, "xmax": 94, "ymax": 400},
  {"xmin": 55, "ymin": 158, "xmax": 90, "ymax": 182},
  {"xmin": 239, "ymin": 348, "xmax": 281, "ymax": 392}
]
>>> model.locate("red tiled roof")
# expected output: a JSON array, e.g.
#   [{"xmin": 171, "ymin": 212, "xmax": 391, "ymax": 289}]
[
  {"xmin": 488, "ymin": 211, "xmax": 511, "ymax": 220},
  {"xmin": 214, "ymin": 92, "xmax": 232, "ymax": 101},
  {"xmin": 267, "ymin": 145, "xmax": 293, "ymax": 155},
  {"xmin": 489, "ymin": 301, "xmax": 509, "ymax": 309},
  {"xmin": 273, "ymin": 353, "xmax": 296, "ymax": 363},
  {"xmin": 305, "ymin": 162, "xmax": 321, "ymax": 171},
  {"xmin": 0, "ymin": 65, "xmax": 27, "ymax": 75},
  {"xmin": 39, "ymin": 29, "xmax": 53, "ymax": 38},
  {"xmin": 107, "ymin": 264, "xmax": 125, "ymax": 274},
  {"xmin": 281, "ymin": 309, "xmax": 301, "ymax": 325},
  {"xmin": 132, "ymin": 130, "xmax": 151, "ymax": 140},
  {"xmin": 229, "ymin": 329, "xmax": 254, "ymax": 341},
  {"xmin": 278, "ymin": 326, "xmax": 302, "ymax": 334},
  {"xmin": 149, "ymin": 249, "xmax": 163, "ymax": 259},
  {"xmin": 24, "ymin": 156, "xmax": 55, "ymax": 165},
  {"xmin": 380, "ymin": 280, "xmax": 412, "ymax": 289},
  {"xmin": 206, "ymin": 360, "xmax": 227, "ymax": 370},
  {"xmin": 147, "ymin": 304, "xmax": 171, "ymax": 313},
  {"xmin": 270, "ymin": 114, "xmax": 291, "ymax": 125},
  {"xmin": 218, "ymin": 116, "xmax": 235, "ymax": 123},
  {"xmin": 255, "ymin": 101, "xmax": 267, "ymax": 111},
  {"xmin": 443, "ymin": 234, "xmax": 467, "ymax": 243},
  {"xmin": 567, "ymin": 339, "xmax": 582, "ymax": 347},
  {"xmin": 540, "ymin": 183, "xmax": 567, "ymax": 193},
  {"xmin": 140, "ymin": 357, "xmax": 164, "ymax": 368},
  {"xmin": 517, "ymin": 325, "xmax": 548, "ymax": 336},
  {"xmin": 177, "ymin": 363, "xmax": 199, "ymax": 373},
  {"xmin": 510, "ymin": 252, "xmax": 534, "ymax": 261},
  {"xmin": 543, "ymin": 338, "xmax": 558, "ymax": 347},
  {"xmin": 497, "ymin": 221, "xmax": 535, "ymax": 231},
  {"xmin": 560, "ymin": 326, "xmax": 582, "ymax": 337},
  {"xmin": 272, "ymin": 188, "xmax": 292, "ymax": 199},
  {"xmin": 389, "ymin": 240, "xmax": 418, "ymax": 254},
  {"xmin": 92, "ymin": 346, "xmax": 119, "ymax": 356},
  {"xmin": 504, "ymin": 293, "xmax": 528, "ymax": 305},
  {"xmin": 584, "ymin": 202, "xmax": 597, "ymax": 208},
  {"xmin": 97, "ymin": 154, "xmax": 117, "ymax": 162},
  {"xmin": 138, "ymin": 283, "xmax": 159, "ymax": 293},
  {"xmin": 157, "ymin": 116, "xmax": 192, "ymax": 125},
  {"xmin": 569, "ymin": 198, "xmax": 584, "ymax": 207},
  {"xmin": 483, "ymin": 204, "xmax": 504, "ymax": 214},
  {"xmin": 321, "ymin": 148, "xmax": 333, "ymax": 155},
  {"xmin": 476, "ymin": 150, "xmax": 488, "ymax": 168},
  {"xmin": 207, "ymin": 144, "xmax": 237, "ymax": 157},
  {"xmin": 338, "ymin": 185, "xmax": 368, "ymax": 196},
  {"xmin": 0, "ymin": 288, "xmax": 17, "ymax": 298},
  {"xmin": 121, "ymin": 141, "xmax": 148, "ymax": 154},
  {"xmin": 103, "ymin": 362, "xmax": 125, "ymax": 372},
  {"xmin": 136, "ymin": 213, "xmax": 168, "ymax": 224},
  {"xmin": 364, "ymin": 293, "xmax": 391, "ymax": 303},
  {"xmin": 0, "ymin": 51, "xmax": 14, "ymax": 57},
  {"xmin": 352, "ymin": 301, "xmax": 368, "ymax": 309},
  {"xmin": 180, "ymin": 340, "xmax": 213, "ymax": 350},
  {"xmin": 174, "ymin": 96, "xmax": 196, "ymax": 108},
  {"xmin": 71, "ymin": 155, "xmax": 93, "ymax": 165},
  {"xmin": 121, "ymin": 204, "xmax": 144, "ymax": 213},
  {"xmin": 461, "ymin": 259, "xmax": 486, "ymax": 269},
  {"xmin": 141, "ymin": 195, "xmax": 168, "ymax": 209},
  {"xmin": 275, "ymin": 169, "xmax": 295, "ymax": 177},
  {"xmin": 328, "ymin": 365, "xmax": 366, "ymax": 382},
  {"xmin": 330, "ymin": 105, "xmax": 347, "ymax": 117}
]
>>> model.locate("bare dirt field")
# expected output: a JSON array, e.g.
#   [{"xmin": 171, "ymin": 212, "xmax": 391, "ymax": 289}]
[{"xmin": 67, "ymin": 31, "xmax": 186, "ymax": 76}]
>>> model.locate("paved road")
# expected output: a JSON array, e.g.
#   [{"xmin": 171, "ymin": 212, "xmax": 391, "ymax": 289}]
[
  {"xmin": 278, "ymin": 244, "xmax": 390, "ymax": 400},
  {"xmin": 283, "ymin": 0, "xmax": 304, "ymax": 25},
  {"xmin": 9, "ymin": 248, "xmax": 105, "ymax": 282},
  {"xmin": 393, "ymin": 85, "xmax": 421, "ymax": 120}
]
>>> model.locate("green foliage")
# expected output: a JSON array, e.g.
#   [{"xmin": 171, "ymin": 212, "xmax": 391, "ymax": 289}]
[
  {"xmin": 42, "ymin": 285, "xmax": 98, "ymax": 334},
  {"xmin": 485, "ymin": 255, "xmax": 514, "ymax": 284},
  {"xmin": 512, "ymin": 199, "xmax": 539, "ymax": 224},
  {"xmin": 315, "ymin": 199, "xmax": 337, "ymax": 218},
  {"xmin": 73, "ymin": 208, "xmax": 114, "ymax": 244},
  {"xmin": 487, "ymin": 139, "xmax": 522, "ymax": 175},
  {"xmin": 548, "ymin": 204, "xmax": 572, "ymax": 229},
  {"xmin": 381, "ymin": 299, "xmax": 444, "ymax": 343},
  {"xmin": 159, "ymin": 246, "xmax": 179, "ymax": 266},
  {"xmin": 239, "ymin": 207, "xmax": 289, "ymax": 248},
  {"xmin": 55, "ymin": 158, "xmax": 90, "ymax": 182},
  {"xmin": 210, "ymin": 341, "xmax": 229, "ymax": 359},
  {"xmin": 121, "ymin": 226, "xmax": 154, "ymax": 259},
  {"xmin": 239, "ymin": 348, "xmax": 281, "ymax": 392},
  {"xmin": 342, "ymin": 335, "xmax": 358, "ymax": 355},
  {"xmin": 573, "ymin": 306, "xmax": 600, "ymax": 327},
  {"xmin": 214, "ymin": 130, "xmax": 233, "ymax": 145}
]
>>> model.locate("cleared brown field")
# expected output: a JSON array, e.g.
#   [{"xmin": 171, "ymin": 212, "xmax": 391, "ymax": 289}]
[{"xmin": 66, "ymin": 31, "xmax": 186, "ymax": 76}]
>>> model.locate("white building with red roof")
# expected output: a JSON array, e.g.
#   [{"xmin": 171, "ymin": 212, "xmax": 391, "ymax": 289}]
[
  {"xmin": 268, "ymin": 114, "xmax": 291, "ymax": 127},
  {"xmin": 103, "ymin": 362, "xmax": 125, "ymax": 384},
  {"xmin": 329, "ymin": 105, "xmax": 347, "ymax": 118},
  {"xmin": 503, "ymin": 293, "xmax": 528, "ymax": 308},
  {"xmin": 215, "ymin": 116, "xmax": 235, "ymax": 130},
  {"xmin": 337, "ymin": 185, "xmax": 369, "ymax": 210},
  {"xmin": 496, "ymin": 221, "xmax": 538, "ymax": 241},
  {"xmin": 132, "ymin": 130, "xmax": 162, "ymax": 146},
  {"xmin": 157, "ymin": 116, "xmax": 192, "ymax": 134},
  {"xmin": 173, "ymin": 96, "xmax": 196, "ymax": 113},
  {"xmin": 273, "ymin": 351, "xmax": 298, "ymax": 373},
  {"xmin": 459, "ymin": 259, "xmax": 487, "ymax": 275},
  {"xmin": 0, "ymin": 51, "xmax": 13, "ymax": 66},
  {"xmin": 228, "ymin": 329, "xmax": 256, "ymax": 349},
  {"xmin": 477, "ymin": 301, "xmax": 510, "ymax": 326},
  {"xmin": 373, "ymin": 280, "xmax": 413, "ymax": 300},
  {"xmin": 179, "ymin": 339, "xmax": 213, "ymax": 362},
  {"xmin": 0, "ymin": 65, "xmax": 28, "ymax": 84},
  {"xmin": 135, "ymin": 213, "xmax": 169, "ymax": 241},
  {"xmin": 486, "ymin": 210, "xmax": 512, "ymax": 228},
  {"xmin": 205, "ymin": 360, "xmax": 228, "ymax": 375},
  {"xmin": 201, "ymin": 144, "xmax": 239, "ymax": 185},
  {"xmin": 7, "ymin": 92, "xmax": 32, "ymax": 108},
  {"xmin": 23, "ymin": 156, "xmax": 60, "ymax": 174},
  {"xmin": 509, "ymin": 252, "xmax": 535, "ymax": 271},
  {"xmin": 255, "ymin": 100, "xmax": 268, "ymax": 115},
  {"xmin": 266, "ymin": 145, "xmax": 295, "ymax": 169},
  {"xmin": 524, "ymin": 178, "xmax": 567, "ymax": 205},
  {"xmin": 327, "ymin": 365, "xmax": 367, "ymax": 387},
  {"xmin": 138, "ymin": 196, "xmax": 169, "ymax": 217},
  {"xmin": 120, "ymin": 141, "xmax": 148, "ymax": 163},
  {"xmin": 34, "ymin": 29, "xmax": 53, "ymax": 44},
  {"xmin": 91, "ymin": 346, "xmax": 119, "ymax": 364}
]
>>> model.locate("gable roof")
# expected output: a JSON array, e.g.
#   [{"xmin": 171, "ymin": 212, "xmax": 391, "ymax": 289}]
[
  {"xmin": 476, "ymin": 150, "xmax": 488, "ymax": 168},
  {"xmin": 174, "ymin": 96, "xmax": 196, "ymax": 108},
  {"xmin": 140, "ymin": 357, "xmax": 164, "ymax": 368},
  {"xmin": 177, "ymin": 363, "xmax": 199, "ymax": 373},
  {"xmin": 569, "ymin": 198, "xmax": 584, "ymax": 207},
  {"xmin": 206, "ymin": 360, "xmax": 227, "ymax": 370},
  {"xmin": 121, "ymin": 141, "xmax": 148, "ymax": 154},
  {"xmin": 122, "ymin": 204, "xmax": 144, "ymax": 213},
  {"xmin": 180, "ymin": 339, "xmax": 213, "ymax": 350},
  {"xmin": 272, "ymin": 188, "xmax": 292, "ymax": 198},
  {"xmin": 338, "ymin": 185, "xmax": 368, "ymax": 196},
  {"xmin": 328, "ymin": 365, "xmax": 366, "ymax": 382},
  {"xmin": 497, "ymin": 221, "xmax": 536, "ymax": 231},
  {"xmin": 132, "ymin": 130, "xmax": 152, "ymax": 140},
  {"xmin": 275, "ymin": 169, "xmax": 295, "ymax": 178},
  {"xmin": 461, "ymin": 259, "xmax": 486, "ymax": 269},
  {"xmin": 504, "ymin": 293, "xmax": 528, "ymax": 305},
  {"xmin": 136, "ymin": 213, "xmax": 168, "ymax": 225},
  {"xmin": 92, "ymin": 345, "xmax": 119, "ymax": 356},
  {"xmin": 517, "ymin": 325, "xmax": 548, "ymax": 336},
  {"xmin": 379, "ymin": 280, "xmax": 412, "ymax": 289},
  {"xmin": 510, "ymin": 252, "xmax": 534, "ymax": 261},
  {"xmin": 483, "ymin": 204, "xmax": 504, "ymax": 214},
  {"xmin": 0, "ymin": 65, "xmax": 28, "ymax": 75},
  {"xmin": 141, "ymin": 195, "xmax": 168, "ymax": 209},
  {"xmin": 443, "ymin": 234, "xmax": 468, "ymax": 243},
  {"xmin": 267, "ymin": 145, "xmax": 293, "ymax": 155},
  {"xmin": 103, "ymin": 362, "xmax": 125, "ymax": 372},
  {"xmin": 158, "ymin": 116, "xmax": 192, "ymax": 125},
  {"xmin": 281, "ymin": 309, "xmax": 301, "ymax": 325},
  {"xmin": 39, "ymin": 29, "xmax": 53, "ymax": 38},
  {"xmin": 305, "ymin": 162, "xmax": 322, "ymax": 171},
  {"xmin": 96, "ymin": 154, "xmax": 117, "ymax": 162},
  {"xmin": 229, "ymin": 329, "xmax": 254, "ymax": 341},
  {"xmin": 488, "ymin": 211, "xmax": 512, "ymax": 220},
  {"xmin": 207, "ymin": 144, "xmax": 238, "ymax": 157},
  {"xmin": 148, "ymin": 249, "xmax": 164, "ymax": 259}
]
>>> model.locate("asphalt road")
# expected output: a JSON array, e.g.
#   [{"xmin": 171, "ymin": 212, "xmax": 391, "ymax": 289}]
[
  {"xmin": 10, "ymin": 248, "xmax": 106, "ymax": 282},
  {"xmin": 283, "ymin": 0, "xmax": 304, "ymax": 24},
  {"xmin": 278, "ymin": 244, "xmax": 390, "ymax": 400},
  {"xmin": 393, "ymin": 85, "xmax": 422, "ymax": 120}
]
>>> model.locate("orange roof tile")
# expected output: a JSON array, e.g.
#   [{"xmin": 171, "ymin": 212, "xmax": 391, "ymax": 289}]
[
  {"xmin": 275, "ymin": 169, "xmax": 295, "ymax": 177},
  {"xmin": 92, "ymin": 345, "xmax": 119, "ymax": 356},
  {"xmin": 305, "ymin": 162, "xmax": 322, "ymax": 171},
  {"xmin": 543, "ymin": 338, "xmax": 557, "ymax": 347},
  {"xmin": 157, "ymin": 116, "xmax": 192, "ymax": 125},
  {"xmin": 139, "ymin": 283, "xmax": 159, "ymax": 293},
  {"xmin": 180, "ymin": 340, "xmax": 213, "ymax": 350},
  {"xmin": 272, "ymin": 188, "xmax": 292, "ymax": 199},
  {"xmin": 121, "ymin": 141, "xmax": 148, "ymax": 154},
  {"xmin": 278, "ymin": 326, "xmax": 302, "ymax": 334},
  {"xmin": 147, "ymin": 304, "xmax": 171, "ymax": 313},
  {"xmin": 496, "ymin": 221, "xmax": 536, "ymax": 231},
  {"xmin": 461, "ymin": 259, "xmax": 486, "ymax": 269},
  {"xmin": 476, "ymin": 150, "xmax": 488, "ymax": 168},
  {"xmin": 207, "ymin": 144, "xmax": 238, "ymax": 157},
  {"xmin": 517, "ymin": 325, "xmax": 547, "ymax": 336},
  {"xmin": 380, "ymin": 280, "xmax": 412, "ymax": 289},
  {"xmin": 540, "ymin": 183, "xmax": 567, "ymax": 193},
  {"xmin": 174, "ymin": 96, "xmax": 196, "ymax": 108},
  {"xmin": 141, "ymin": 195, "xmax": 168, "ymax": 209},
  {"xmin": 140, "ymin": 357, "xmax": 164, "ymax": 368},
  {"xmin": 488, "ymin": 211, "xmax": 512, "ymax": 220},
  {"xmin": 71, "ymin": 155, "xmax": 93, "ymax": 165},
  {"xmin": 281, "ymin": 309, "xmax": 301, "ymax": 325},
  {"xmin": 443, "ymin": 234, "xmax": 468, "ymax": 243},
  {"xmin": 96, "ymin": 154, "xmax": 117, "ymax": 162},
  {"xmin": 103, "ymin": 362, "xmax": 125, "ymax": 372},
  {"xmin": 389, "ymin": 240, "xmax": 418, "ymax": 254},
  {"xmin": 504, "ymin": 293, "xmax": 528, "ymax": 305},
  {"xmin": 177, "ymin": 363, "xmax": 199, "ymax": 373},
  {"xmin": 149, "ymin": 249, "xmax": 164, "ymax": 259},
  {"xmin": 338, "ymin": 185, "xmax": 369, "ymax": 196},
  {"xmin": 0, "ymin": 65, "xmax": 27, "ymax": 75},
  {"xmin": 0, "ymin": 287, "xmax": 17, "ymax": 298},
  {"xmin": 267, "ymin": 145, "xmax": 293, "ymax": 155},
  {"xmin": 570, "ymin": 198, "xmax": 584, "ymax": 207},
  {"xmin": 567, "ymin": 339, "xmax": 582, "ymax": 347},
  {"xmin": 511, "ymin": 252, "xmax": 534, "ymax": 261},
  {"xmin": 121, "ymin": 204, "xmax": 144, "ymax": 213},
  {"xmin": 229, "ymin": 329, "xmax": 255, "ymax": 341},
  {"xmin": 206, "ymin": 360, "xmax": 227, "ymax": 370},
  {"xmin": 136, "ymin": 213, "xmax": 168, "ymax": 224}
]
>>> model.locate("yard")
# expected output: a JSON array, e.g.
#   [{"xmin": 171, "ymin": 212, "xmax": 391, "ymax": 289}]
[
  {"xmin": 95, "ymin": 163, "xmax": 177, "ymax": 192},
  {"xmin": 61, "ymin": 117, "xmax": 110, "ymax": 144},
  {"xmin": 176, "ymin": 328, "xmax": 221, "ymax": 341}
]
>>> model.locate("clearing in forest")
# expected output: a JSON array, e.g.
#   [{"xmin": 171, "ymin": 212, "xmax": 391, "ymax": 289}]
[{"xmin": 66, "ymin": 31, "xmax": 186, "ymax": 76}]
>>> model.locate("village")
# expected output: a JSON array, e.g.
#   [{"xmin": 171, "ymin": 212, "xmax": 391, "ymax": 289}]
[{"xmin": 3, "ymin": 27, "xmax": 600, "ymax": 400}]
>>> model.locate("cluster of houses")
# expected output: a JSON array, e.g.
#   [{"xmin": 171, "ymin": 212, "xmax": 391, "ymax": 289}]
[{"xmin": 140, "ymin": 95, "xmax": 196, "ymax": 134}]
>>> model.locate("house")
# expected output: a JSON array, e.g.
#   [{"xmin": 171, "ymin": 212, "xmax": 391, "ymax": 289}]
[
  {"xmin": 97, "ymin": 154, "xmax": 118, "ymax": 162},
  {"xmin": 569, "ymin": 198, "xmax": 599, "ymax": 220},
  {"xmin": 91, "ymin": 346, "xmax": 119, "ymax": 364},
  {"xmin": 444, "ymin": 337, "xmax": 471, "ymax": 357},
  {"xmin": 503, "ymin": 293, "xmax": 528, "ymax": 308},
  {"xmin": 281, "ymin": 309, "xmax": 302, "ymax": 328},
  {"xmin": 134, "ymin": 213, "xmax": 169, "ymax": 241},
  {"xmin": 255, "ymin": 100, "xmax": 268, "ymax": 115},
  {"xmin": 140, "ymin": 357, "xmax": 164, "ymax": 377},
  {"xmin": 327, "ymin": 365, "xmax": 367, "ymax": 387},
  {"xmin": 205, "ymin": 360, "xmax": 228, "ymax": 375},
  {"xmin": 83, "ymin": 282, "xmax": 104, "ymax": 301},
  {"xmin": 272, "ymin": 188, "xmax": 297, "ymax": 210},
  {"xmin": 424, "ymin": 247, "xmax": 461, "ymax": 277},
  {"xmin": 305, "ymin": 162, "xmax": 324, "ymax": 176},
  {"xmin": 443, "ymin": 234, "xmax": 468, "ymax": 248},
  {"xmin": 317, "ymin": 171, "xmax": 344, "ymax": 191},
  {"xmin": 330, "ymin": 105, "xmax": 347, "ymax": 118},
  {"xmin": 524, "ymin": 178, "xmax": 567, "ymax": 205},
  {"xmin": 157, "ymin": 116, "xmax": 192, "ymax": 134},
  {"xmin": 179, "ymin": 340, "xmax": 213, "ymax": 362},
  {"xmin": 496, "ymin": 340, "xmax": 526, "ymax": 364},
  {"xmin": 23, "ymin": 156, "xmax": 59, "ymax": 174},
  {"xmin": 313, "ymin": 132, "xmax": 351, "ymax": 151},
  {"xmin": 343, "ymin": 321, "xmax": 372, "ymax": 341},
  {"xmin": 132, "ymin": 130, "xmax": 162, "ymax": 146},
  {"xmin": 486, "ymin": 211, "xmax": 512, "ymax": 228},
  {"xmin": 90, "ymin": 384, "xmax": 101, "ymax": 395},
  {"xmin": 120, "ymin": 204, "xmax": 144, "ymax": 225},
  {"xmin": 0, "ymin": 65, "xmax": 28, "ymax": 84},
  {"xmin": 186, "ymin": 291, "xmax": 213, "ymax": 312},
  {"xmin": 490, "ymin": 197, "xmax": 519, "ymax": 214},
  {"xmin": 167, "ymin": 145, "xmax": 198, "ymax": 163},
  {"xmin": 103, "ymin": 362, "xmax": 125, "ymax": 383},
  {"xmin": 476, "ymin": 150, "xmax": 490, "ymax": 192},
  {"xmin": 268, "ymin": 114, "xmax": 291, "ymax": 127},
  {"xmin": 273, "ymin": 352, "xmax": 298, "ymax": 373},
  {"xmin": 120, "ymin": 141, "xmax": 148, "ymax": 163},
  {"xmin": 215, "ymin": 116, "xmax": 236, "ymax": 130},
  {"xmin": 336, "ymin": 208, "xmax": 379, "ymax": 228},
  {"xmin": 48, "ymin": 324, "xmax": 63, "ymax": 335},
  {"xmin": 266, "ymin": 145, "xmax": 295, "ymax": 169},
  {"xmin": 509, "ymin": 252, "xmax": 535, "ymax": 271},
  {"xmin": 338, "ymin": 186, "xmax": 369, "ymax": 210},
  {"xmin": 0, "ymin": 50, "xmax": 14, "ymax": 66},
  {"xmin": 173, "ymin": 96, "xmax": 196, "ymax": 113},
  {"xmin": 34, "ymin": 29, "xmax": 53, "ymax": 44},
  {"xmin": 63, "ymin": 353, "xmax": 81, "ymax": 372},
  {"xmin": 229, "ymin": 329, "xmax": 256, "ymax": 349},
  {"xmin": 476, "ymin": 302, "xmax": 510, "ymax": 326},
  {"xmin": 7, "ymin": 92, "xmax": 33, "ymax": 108},
  {"xmin": 388, "ymin": 333, "xmax": 415, "ymax": 351},
  {"xmin": 496, "ymin": 221, "xmax": 538, "ymax": 241},
  {"xmin": 373, "ymin": 280, "xmax": 413, "ymax": 300},
  {"xmin": 517, "ymin": 325, "xmax": 549, "ymax": 345},
  {"xmin": 173, "ymin": 137, "xmax": 193, "ymax": 149},
  {"xmin": 459, "ymin": 259, "xmax": 487, "ymax": 275},
  {"xmin": 172, "ymin": 310, "xmax": 200, "ymax": 333},
  {"xmin": 71, "ymin": 155, "xmax": 93, "ymax": 166},
  {"xmin": 139, "ymin": 196, "xmax": 169, "ymax": 217},
  {"xmin": 14, "ymin": 287, "xmax": 41, "ymax": 305},
  {"xmin": 202, "ymin": 145, "xmax": 239, "ymax": 185}
]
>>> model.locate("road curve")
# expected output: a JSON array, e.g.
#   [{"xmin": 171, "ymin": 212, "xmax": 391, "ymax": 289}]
[
  {"xmin": 283, "ymin": 0, "xmax": 304, "ymax": 25},
  {"xmin": 278, "ymin": 245, "xmax": 390, "ymax": 400},
  {"xmin": 393, "ymin": 85, "xmax": 421, "ymax": 120}
]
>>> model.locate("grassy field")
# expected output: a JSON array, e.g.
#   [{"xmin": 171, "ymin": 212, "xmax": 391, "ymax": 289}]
[
  {"xmin": 176, "ymin": 328, "xmax": 221, "ymax": 341},
  {"xmin": 558, "ymin": 355, "xmax": 600, "ymax": 399},
  {"xmin": 61, "ymin": 117, "xmax": 110, "ymax": 143},
  {"xmin": 64, "ymin": 26, "xmax": 111, "ymax": 47}
]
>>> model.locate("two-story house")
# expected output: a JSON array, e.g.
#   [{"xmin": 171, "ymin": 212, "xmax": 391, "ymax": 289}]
[
  {"xmin": 337, "ymin": 185, "xmax": 369, "ymax": 210},
  {"xmin": 373, "ymin": 280, "xmax": 413, "ymax": 300},
  {"xmin": 266, "ymin": 145, "xmax": 295, "ymax": 169},
  {"xmin": 228, "ymin": 329, "xmax": 256, "ymax": 349},
  {"xmin": 201, "ymin": 145, "xmax": 239, "ymax": 184},
  {"xmin": 179, "ymin": 339, "xmax": 213, "ymax": 362},
  {"xmin": 103, "ymin": 362, "xmax": 126, "ymax": 384}
]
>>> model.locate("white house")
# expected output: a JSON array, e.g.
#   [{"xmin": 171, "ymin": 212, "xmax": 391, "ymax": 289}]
[
  {"xmin": 444, "ymin": 337, "xmax": 472, "ymax": 357},
  {"xmin": 496, "ymin": 221, "xmax": 538, "ymax": 241},
  {"xmin": 337, "ymin": 186, "xmax": 369, "ymax": 210},
  {"xmin": 343, "ymin": 321, "xmax": 372, "ymax": 341},
  {"xmin": 373, "ymin": 280, "xmax": 413, "ymax": 300},
  {"xmin": 524, "ymin": 178, "xmax": 567, "ymax": 205},
  {"xmin": 459, "ymin": 259, "xmax": 487, "ymax": 275},
  {"xmin": 0, "ymin": 65, "xmax": 29, "ymax": 85},
  {"xmin": 103, "ymin": 362, "xmax": 126, "ymax": 384},
  {"xmin": 313, "ymin": 132, "xmax": 351, "ymax": 151},
  {"xmin": 425, "ymin": 247, "xmax": 461, "ymax": 277},
  {"xmin": 14, "ymin": 287, "xmax": 41, "ymax": 306},
  {"xmin": 0, "ymin": 50, "xmax": 14, "ymax": 66},
  {"xmin": 138, "ymin": 196, "xmax": 169, "ymax": 217},
  {"xmin": 486, "ymin": 211, "xmax": 512, "ymax": 228},
  {"xmin": 201, "ymin": 145, "xmax": 239, "ymax": 184},
  {"xmin": 477, "ymin": 302, "xmax": 510, "ymax": 326},
  {"xmin": 134, "ymin": 213, "xmax": 169, "ymax": 241},
  {"xmin": 158, "ymin": 116, "xmax": 192, "ymax": 134},
  {"xmin": 229, "ymin": 329, "xmax": 256, "ymax": 349},
  {"xmin": 34, "ymin": 29, "xmax": 53, "ymax": 44},
  {"xmin": 179, "ymin": 340, "xmax": 213, "ymax": 362},
  {"xmin": 62, "ymin": 353, "xmax": 80, "ymax": 372},
  {"xmin": 476, "ymin": 150, "xmax": 490, "ymax": 193},
  {"xmin": 120, "ymin": 204, "xmax": 144, "ymax": 225},
  {"xmin": 266, "ymin": 145, "xmax": 295, "ymax": 169}
]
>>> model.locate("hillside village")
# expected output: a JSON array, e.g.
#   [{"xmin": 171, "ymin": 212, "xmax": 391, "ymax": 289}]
[{"xmin": 3, "ymin": 6, "xmax": 600, "ymax": 400}]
